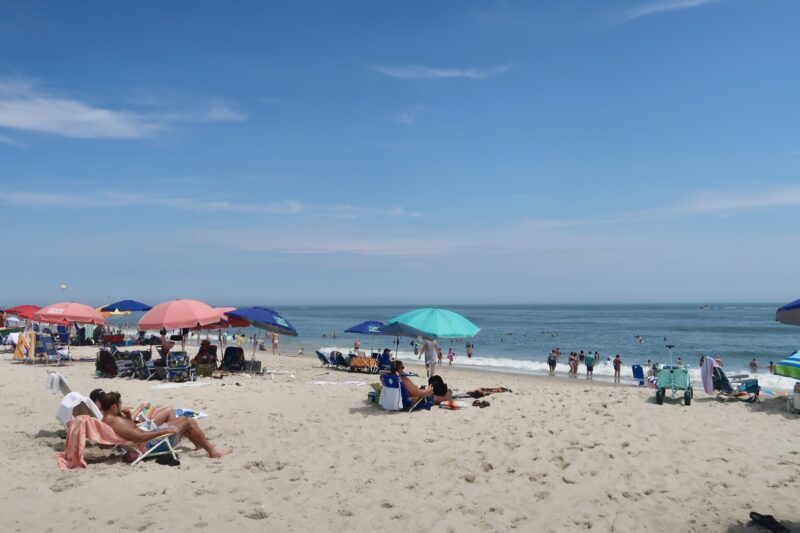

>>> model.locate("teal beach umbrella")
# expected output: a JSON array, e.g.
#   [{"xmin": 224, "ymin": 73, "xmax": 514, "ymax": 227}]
[
  {"xmin": 775, "ymin": 351, "xmax": 800, "ymax": 380},
  {"xmin": 383, "ymin": 307, "xmax": 480, "ymax": 339}
]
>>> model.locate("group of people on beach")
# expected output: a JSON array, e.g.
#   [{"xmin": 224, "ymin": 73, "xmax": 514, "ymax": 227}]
[{"xmin": 547, "ymin": 348, "xmax": 624, "ymax": 383}]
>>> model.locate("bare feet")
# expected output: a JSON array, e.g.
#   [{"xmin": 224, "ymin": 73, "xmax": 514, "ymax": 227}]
[{"xmin": 208, "ymin": 447, "xmax": 232, "ymax": 458}]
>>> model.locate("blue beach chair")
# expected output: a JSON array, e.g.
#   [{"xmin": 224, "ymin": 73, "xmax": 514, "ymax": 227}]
[
  {"xmin": 316, "ymin": 351, "xmax": 331, "ymax": 367},
  {"xmin": 166, "ymin": 351, "xmax": 194, "ymax": 382},
  {"xmin": 632, "ymin": 365, "xmax": 645, "ymax": 386},
  {"xmin": 221, "ymin": 346, "xmax": 245, "ymax": 371},
  {"xmin": 379, "ymin": 374, "xmax": 431, "ymax": 413}
]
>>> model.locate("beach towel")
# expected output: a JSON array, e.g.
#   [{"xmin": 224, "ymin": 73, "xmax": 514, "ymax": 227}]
[
  {"xmin": 438, "ymin": 400, "xmax": 467, "ymax": 410},
  {"xmin": 701, "ymin": 356, "xmax": 717, "ymax": 394},
  {"xmin": 56, "ymin": 415, "xmax": 130, "ymax": 471},
  {"xmin": 57, "ymin": 392, "xmax": 103, "ymax": 425},
  {"xmin": 46, "ymin": 372, "xmax": 68, "ymax": 394}
]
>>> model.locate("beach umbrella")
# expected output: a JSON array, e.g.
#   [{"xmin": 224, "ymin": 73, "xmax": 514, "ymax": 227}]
[
  {"xmin": 5, "ymin": 304, "xmax": 41, "ymax": 320},
  {"xmin": 344, "ymin": 320, "xmax": 386, "ymax": 352},
  {"xmin": 224, "ymin": 307, "xmax": 298, "ymax": 360},
  {"xmin": 138, "ymin": 299, "xmax": 220, "ymax": 330},
  {"xmin": 384, "ymin": 307, "xmax": 480, "ymax": 339},
  {"xmin": 774, "ymin": 351, "xmax": 800, "ymax": 380},
  {"xmin": 101, "ymin": 299, "xmax": 153, "ymax": 313},
  {"xmin": 776, "ymin": 299, "xmax": 800, "ymax": 326},
  {"xmin": 34, "ymin": 302, "xmax": 106, "ymax": 325},
  {"xmin": 381, "ymin": 307, "xmax": 480, "ymax": 360}
]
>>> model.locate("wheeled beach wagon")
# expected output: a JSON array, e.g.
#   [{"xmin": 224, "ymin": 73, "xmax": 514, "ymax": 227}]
[{"xmin": 655, "ymin": 344, "xmax": 693, "ymax": 406}]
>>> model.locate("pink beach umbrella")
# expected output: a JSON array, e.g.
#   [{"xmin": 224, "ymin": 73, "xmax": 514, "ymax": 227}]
[
  {"xmin": 34, "ymin": 302, "xmax": 106, "ymax": 325},
  {"xmin": 138, "ymin": 299, "xmax": 221, "ymax": 331}
]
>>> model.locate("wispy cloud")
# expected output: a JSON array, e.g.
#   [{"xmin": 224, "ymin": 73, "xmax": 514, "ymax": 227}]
[
  {"xmin": 525, "ymin": 184, "xmax": 800, "ymax": 228},
  {"xmin": 622, "ymin": 0, "xmax": 723, "ymax": 22},
  {"xmin": 0, "ymin": 133, "xmax": 24, "ymax": 147},
  {"xmin": 395, "ymin": 111, "xmax": 417, "ymax": 125},
  {"xmin": 373, "ymin": 64, "xmax": 508, "ymax": 80},
  {"xmin": 0, "ymin": 77, "xmax": 245, "ymax": 139},
  {"xmin": 0, "ymin": 190, "xmax": 423, "ymax": 219}
]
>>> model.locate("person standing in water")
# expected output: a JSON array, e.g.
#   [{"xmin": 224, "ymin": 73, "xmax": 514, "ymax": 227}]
[
  {"xmin": 585, "ymin": 351, "xmax": 596, "ymax": 380},
  {"xmin": 613, "ymin": 354, "xmax": 622, "ymax": 383}
]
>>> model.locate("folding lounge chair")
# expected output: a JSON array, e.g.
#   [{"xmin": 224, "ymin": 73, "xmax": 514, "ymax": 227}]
[
  {"xmin": 378, "ymin": 374, "xmax": 430, "ymax": 413},
  {"xmin": 56, "ymin": 393, "xmax": 178, "ymax": 466},
  {"xmin": 221, "ymin": 346, "xmax": 244, "ymax": 371},
  {"xmin": 316, "ymin": 350, "xmax": 331, "ymax": 367},
  {"xmin": 632, "ymin": 365, "xmax": 645, "ymax": 386},
  {"xmin": 166, "ymin": 351, "xmax": 195, "ymax": 382}
]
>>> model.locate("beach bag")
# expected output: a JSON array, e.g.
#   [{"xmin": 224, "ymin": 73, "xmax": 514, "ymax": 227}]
[{"xmin": 427, "ymin": 375, "xmax": 448, "ymax": 397}]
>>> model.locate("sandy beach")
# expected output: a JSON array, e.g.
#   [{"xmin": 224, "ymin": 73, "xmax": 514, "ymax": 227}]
[{"xmin": 2, "ymin": 346, "xmax": 799, "ymax": 532}]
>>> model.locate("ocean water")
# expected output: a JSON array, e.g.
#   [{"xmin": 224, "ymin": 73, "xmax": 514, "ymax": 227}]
[{"xmin": 108, "ymin": 304, "xmax": 800, "ymax": 390}]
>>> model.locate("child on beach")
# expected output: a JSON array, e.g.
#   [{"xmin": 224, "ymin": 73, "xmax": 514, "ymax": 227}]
[
  {"xmin": 447, "ymin": 348, "xmax": 454, "ymax": 366},
  {"xmin": 613, "ymin": 354, "xmax": 622, "ymax": 383}
]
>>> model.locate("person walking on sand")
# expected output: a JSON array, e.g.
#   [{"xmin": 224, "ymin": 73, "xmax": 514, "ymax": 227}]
[
  {"xmin": 271, "ymin": 332, "xmax": 280, "ymax": 356},
  {"xmin": 437, "ymin": 346, "xmax": 443, "ymax": 366},
  {"xmin": 585, "ymin": 350, "xmax": 596, "ymax": 380},
  {"xmin": 421, "ymin": 338, "xmax": 438, "ymax": 378},
  {"xmin": 613, "ymin": 354, "xmax": 622, "ymax": 383}
]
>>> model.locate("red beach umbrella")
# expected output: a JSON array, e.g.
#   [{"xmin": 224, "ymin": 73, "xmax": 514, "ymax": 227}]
[
  {"xmin": 34, "ymin": 302, "xmax": 106, "ymax": 325},
  {"xmin": 138, "ymin": 299, "xmax": 221, "ymax": 330},
  {"xmin": 5, "ymin": 304, "xmax": 41, "ymax": 320}
]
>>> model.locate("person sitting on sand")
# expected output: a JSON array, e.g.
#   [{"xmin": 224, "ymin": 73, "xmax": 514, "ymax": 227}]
[
  {"xmin": 91, "ymin": 388, "xmax": 183, "ymax": 427},
  {"xmin": 391, "ymin": 361, "xmax": 451, "ymax": 404},
  {"xmin": 99, "ymin": 391, "xmax": 230, "ymax": 458},
  {"xmin": 193, "ymin": 339, "xmax": 218, "ymax": 367}
]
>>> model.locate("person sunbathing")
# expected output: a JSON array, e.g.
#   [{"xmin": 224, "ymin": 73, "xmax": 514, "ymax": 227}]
[
  {"xmin": 98, "ymin": 391, "xmax": 231, "ymax": 458},
  {"xmin": 391, "ymin": 361, "xmax": 452, "ymax": 404}
]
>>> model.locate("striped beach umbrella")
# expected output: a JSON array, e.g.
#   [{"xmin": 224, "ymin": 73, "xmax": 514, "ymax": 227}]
[{"xmin": 774, "ymin": 351, "xmax": 800, "ymax": 380}]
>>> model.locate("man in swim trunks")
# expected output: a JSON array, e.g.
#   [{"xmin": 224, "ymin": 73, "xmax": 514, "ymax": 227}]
[
  {"xmin": 585, "ymin": 351, "xmax": 596, "ymax": 380},
  {"xmin": 613, "ymin": 354, "xmax": 622, "ymax": 383},
  {"xmin": 421, "ymin": 338, "xmax": 438, "ymax": 377},
  {"xmin": 99, "ymin": 391, "xmax": 231, "ymax": 458}
]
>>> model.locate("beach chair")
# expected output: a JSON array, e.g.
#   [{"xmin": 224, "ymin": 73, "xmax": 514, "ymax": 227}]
[
  {"xmin": 36, "ymin": 334, "xmax": 68, "ymax": 366},
  {"xmin": 632, "ymin": 365, "xmax": 645, "ymax": 386},
  {"xmin": 221, "ymin": 346, "xmax": 244, "ymax": 371},
  {"xmin": 166, "ymin": 351, "xmax": 195, "ymax": 382},
  {"xmin": 56, "ymin": 325, "xmax": 69, "ymax": 346},
  {"xmin": 378, "ymin": 374, "xmax": 430, "ymax": 413},
  {"xmin": 316, "ymin": 350, "xmax": 331, "ymax": 367},
  {"xmin": 330, "ymin": 351, "xmax": 347, "ymax": 369},
  {"xmin": 131, "ymin": 351, "xmax": 159, "ymax": 381},
  {"xmin": 377, "ymin": 351, "xmax": 391, "ymax": 372}
]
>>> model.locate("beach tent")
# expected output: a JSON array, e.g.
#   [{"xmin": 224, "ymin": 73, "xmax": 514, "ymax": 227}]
[
  {"xmin": 776, "ymin": 299, "xmax": 800, "ymax": 326},
  {"xmin": 774, "ymin": 351, "xmax": 800, "ymax": 380}
]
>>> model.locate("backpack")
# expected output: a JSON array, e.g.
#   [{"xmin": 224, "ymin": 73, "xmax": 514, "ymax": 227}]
[{"xmin": 427, "ymin": 375, "xmax": 448, "ymax": 396}]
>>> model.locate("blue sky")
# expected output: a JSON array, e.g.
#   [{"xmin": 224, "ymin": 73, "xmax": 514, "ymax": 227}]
[{"xmin": 1, "ymin": 0, "xmax": 798, "ymax": 306}]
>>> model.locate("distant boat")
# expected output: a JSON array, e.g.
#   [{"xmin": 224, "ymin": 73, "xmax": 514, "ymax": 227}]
[{"xmin": 699, "ymin": 305, "xmax": 711, "ymax": 309}]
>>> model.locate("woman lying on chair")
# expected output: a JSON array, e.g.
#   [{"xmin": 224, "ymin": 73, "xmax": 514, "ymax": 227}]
[{"xmin": 391, "ymin": 361, "xmax": 452, "ymax": 404}]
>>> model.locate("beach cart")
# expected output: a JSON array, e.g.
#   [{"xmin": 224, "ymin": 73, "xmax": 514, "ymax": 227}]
[{"xmin": 655, "ymin": 344, "xmax": 693, "ymax": 406}]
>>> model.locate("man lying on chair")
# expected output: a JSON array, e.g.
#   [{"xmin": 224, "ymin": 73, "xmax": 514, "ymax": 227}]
[{"xmin": 98, "ymin": 391, "xmax": 231, "ymax": 459}]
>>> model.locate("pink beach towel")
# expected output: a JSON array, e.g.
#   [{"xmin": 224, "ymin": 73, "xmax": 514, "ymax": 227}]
[{"xmin": 56, "ymin": 415, "xmax": 130, "ymax": 471}]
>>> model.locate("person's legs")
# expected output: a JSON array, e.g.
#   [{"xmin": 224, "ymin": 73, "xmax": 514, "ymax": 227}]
[
  {"xmin": 151, "ymin": 406, "xmax": 179, "ymax": 425},
  {"xmin": 171, "ymin": 417, "xmax": 231, "ymax": 458}
]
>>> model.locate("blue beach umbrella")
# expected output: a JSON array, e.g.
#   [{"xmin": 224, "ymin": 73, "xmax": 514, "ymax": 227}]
[
  {"xmin": 774, "ymin": 351, "xmax": 800, "ymax": 380},
  {"xmin": 101, "ymin": 299, "xmax": 153, "ymax": 313},
  {"xmin": 344, "ymin": 321, "xmax": 385, "ymax": 335},
  {"xmin": 224, "ymin": 307, "xmax": 298, "ymax": 336},
  {"xmin": 776, "ymin": 298, "xmax": 800, "ymax": 326}
]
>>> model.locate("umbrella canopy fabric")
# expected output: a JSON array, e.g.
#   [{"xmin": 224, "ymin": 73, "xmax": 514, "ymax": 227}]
[
  {"xmin": 385, "ymin": 307, "xmax": 480, "ymax": 339},
  {"xmin": 775, "ymin": 351, "xmax": 800, "ymax": 379},
  {"xmin": 224, "ymin": 307, "xmax": 298, "ymax": 336},
  {"xmin": 34, "ymin": 302, "xmax": 106, "ymax": 325},
  {"xmin": 344, "ymin": 320, "xmax": 386, "ymax": 335},
  {"xmin": 5, "ymin": 304, "xmax": 41, "ymax": 320},
  {"xmin": 188, "ymin": 307, "xmax": 250, "ymax": 330},
  {"xmin": 101, "ymin": 299, "xmax": 152, "ymax": 313},
  {"xmin": 776, "ymin": 299, "xmax": 800, "ymax": 326},
  {"xmin": 138, "ymin": 299, "xmax": 220, "ymax": 330},
  {"xmin": 96, "ymin": 306, "xmax": 131, "ymax": 317}
]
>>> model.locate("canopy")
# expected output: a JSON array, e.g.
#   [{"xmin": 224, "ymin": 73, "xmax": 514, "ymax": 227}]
[
  {"xmin": 776, "ymin": 299, "xmax": 800, "ymax": 326},
  {"xmin": 384, "ymin": 307, "xmax": 480, "ymax": 339},
  {"xmin": 774, "ymin": 350, "xmax": 800, "ymax": 380},
  {"xmin": 5, "ymin": 304, "xmax": 41, "ymax": 320},
  {"xmin": 100, "ymin": 299, "xmax": 152, "ymax": 313},
  {"xmin": 188, "ymin": 307, "xmax": 250, "ymax": 330},
  {"xmin": 96, "ymin": 306, "xmax": 131, "ymax": 317},
  {"xmin": 224, "ymin": 307, "xmax": 298, "ymax": 336},
  {"xmin": 344, "ymin": 320, "xmax": 386, "ymax": 335},
  {"xmin": 34, "ymin": 302, "xmax": 106, "ymax": 325},
  {"xmin": 138, "ymin": 299, "xmax": 220, "ymax": 330}
]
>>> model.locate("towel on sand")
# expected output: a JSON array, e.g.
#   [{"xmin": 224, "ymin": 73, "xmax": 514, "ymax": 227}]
[{"xmin": 56, "ymin": 415, "xmax": 129, "ymax": 471}]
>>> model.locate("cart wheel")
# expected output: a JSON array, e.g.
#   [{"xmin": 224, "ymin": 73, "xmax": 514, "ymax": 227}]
[
  {"xmin": 684, "ymin": 390, "xmax": 691, "ymax": 406},
  {"xmin": 656, "ymin": 388, "xmax": 664, "ymax": 405},
  {"xmin": 688, "ymin": 386, "xmax": 693, "ymax": 399}
]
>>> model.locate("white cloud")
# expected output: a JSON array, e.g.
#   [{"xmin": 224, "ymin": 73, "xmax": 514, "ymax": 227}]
[
  {"xmin": 373, "ymin": 65, "xmax": 509, "ymax": 80},
  {"xmin": 395, "ymin": 111, "xmax": 417, "ymax": 125},
  {"xmin": 0, "ymin": 77, "xmax": 245, "ymax": 139},
  {"xmin": 0, "ymin": 133, "xmax": 23, "ymax": 147},
  {"xmin": 623, "ymin": 0, "xmax": 723, "ymax": 22}
]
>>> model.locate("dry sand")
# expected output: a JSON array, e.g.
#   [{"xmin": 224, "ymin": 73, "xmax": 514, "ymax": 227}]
[{"xmin": 2, "ymin": 345, "xmax": 799, "ymax": 532}]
